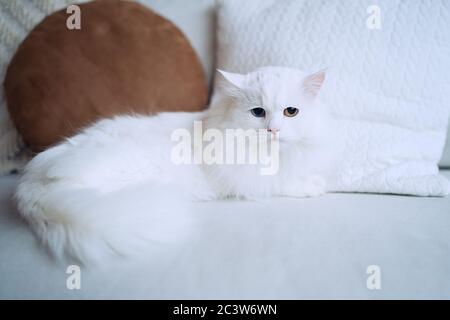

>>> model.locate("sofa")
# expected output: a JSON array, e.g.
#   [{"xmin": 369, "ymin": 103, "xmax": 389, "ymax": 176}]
[{"xmin": 0, "ymin": 0, "xmax": 449, "ymax": 299}]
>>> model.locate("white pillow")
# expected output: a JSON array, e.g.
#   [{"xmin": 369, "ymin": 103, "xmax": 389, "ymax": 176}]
[{"xmin": 215, "ymin": 0, "xmax": 450, "ymax": 196}]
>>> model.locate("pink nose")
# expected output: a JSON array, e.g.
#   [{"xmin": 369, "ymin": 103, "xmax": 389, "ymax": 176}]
[{"xmin": 267, "ymin": 128, "xmax": 279, "ymax": 134}]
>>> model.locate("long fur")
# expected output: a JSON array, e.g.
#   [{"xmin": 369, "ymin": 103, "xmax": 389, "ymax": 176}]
[{"xmin": 16, "ymin": 67, "xmax": 334, "ymax": 264}]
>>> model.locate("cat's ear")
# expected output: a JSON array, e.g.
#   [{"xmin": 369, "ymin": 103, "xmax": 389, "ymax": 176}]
[
  {"xmin": 217, "ymin": 69, "xmax": 246, "ymax": 89},
  {"xmin": 302, "ymin": 70, "xmax": 326, "ymax": 99}
]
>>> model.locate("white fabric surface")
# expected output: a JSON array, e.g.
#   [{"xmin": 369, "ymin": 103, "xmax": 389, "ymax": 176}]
[
  {"xmin": 1, "ymin": 173, "xmax": 449, "ymax": 299},
  {"xmin": 215, "ymin": 0, "xmax": 450, "ymax": 196}
]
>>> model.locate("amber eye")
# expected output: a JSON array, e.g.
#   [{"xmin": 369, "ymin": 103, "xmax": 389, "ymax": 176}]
[
  {"xmin": 283, "ymin": 107, "xmax": 299, "ymax": 117},
  {"xmin": 250, "ymin": 107, "xmax": 266, "ymax": 117}
]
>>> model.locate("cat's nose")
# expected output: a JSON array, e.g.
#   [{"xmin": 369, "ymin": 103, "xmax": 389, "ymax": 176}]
[{"xmin": 267, "ymin": 128, "xmax": 279, "ymax": 134}]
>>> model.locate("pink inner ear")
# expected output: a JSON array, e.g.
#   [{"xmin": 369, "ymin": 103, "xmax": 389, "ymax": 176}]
[{"xmin": 303, "ymin": 71, "xmax": 326, "ymax": 98}]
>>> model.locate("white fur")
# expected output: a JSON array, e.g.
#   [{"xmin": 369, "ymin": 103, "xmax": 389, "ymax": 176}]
[{"xmin": 16, "ymin": 67, "xmax": 334, "ymax": 264}]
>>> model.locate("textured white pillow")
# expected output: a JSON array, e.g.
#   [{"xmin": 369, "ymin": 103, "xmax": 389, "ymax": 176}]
[{"xmin": 215, "ymin": 0, "xmax": 450, "ymax": 196}]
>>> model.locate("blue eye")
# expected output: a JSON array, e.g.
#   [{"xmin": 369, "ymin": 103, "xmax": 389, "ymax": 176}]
[{"xmin": 250, "ymin": 107, "xmax": 266, "ymax": 117}]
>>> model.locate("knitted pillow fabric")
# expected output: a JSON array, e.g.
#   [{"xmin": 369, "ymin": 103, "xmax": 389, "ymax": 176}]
[{"xmin": 214, "ymin": 0, "xmax": 450, "ymax": 196}]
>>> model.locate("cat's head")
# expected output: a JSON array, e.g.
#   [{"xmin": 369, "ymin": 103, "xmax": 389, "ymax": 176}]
[{"xmin": 213, "ymin": 66, "xmax": 327, "ymax": 145}]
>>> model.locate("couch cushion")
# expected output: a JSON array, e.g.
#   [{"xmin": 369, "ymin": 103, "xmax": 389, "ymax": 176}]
[
  {"xmin": 1, "ymin": 172, "xmax": 449, "ymax": 299},
  {"xmin": 0, "ymin": 0, "xmax": 215, "ymax": 172},
  {"xmin": 4, "ymin": 0, "xmax": 208, "ymax": 152}
]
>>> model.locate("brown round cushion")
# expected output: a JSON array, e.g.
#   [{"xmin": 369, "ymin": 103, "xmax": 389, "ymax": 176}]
[{"xmin": 4, "ymin": 0, "xmax": 207, "ymax": 152}]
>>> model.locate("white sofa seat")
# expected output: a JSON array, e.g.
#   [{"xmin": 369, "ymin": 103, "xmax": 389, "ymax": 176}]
[{"xmin": 1, "ymin": 173, "xmax": 449, "ymax": 299}]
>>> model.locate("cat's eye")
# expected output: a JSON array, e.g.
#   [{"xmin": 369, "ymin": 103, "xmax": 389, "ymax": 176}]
[
  {"xmin": 250, "ymin": 107, "xmax": 266, "ymax": 117},
  {"xmin": 283, "ymin": 107, "xmax": 299, "ymax": 117}
]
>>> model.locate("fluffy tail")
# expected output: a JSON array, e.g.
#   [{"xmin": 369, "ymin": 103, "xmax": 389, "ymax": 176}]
[{"xmin": 15, "ymin": 174, "xmax": 192, "ymax": 265}]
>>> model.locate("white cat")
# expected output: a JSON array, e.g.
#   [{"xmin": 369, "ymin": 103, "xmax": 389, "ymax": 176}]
[{"xmin": 15, "ymin": 66, "xmax": 333, "ymax": 264}]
